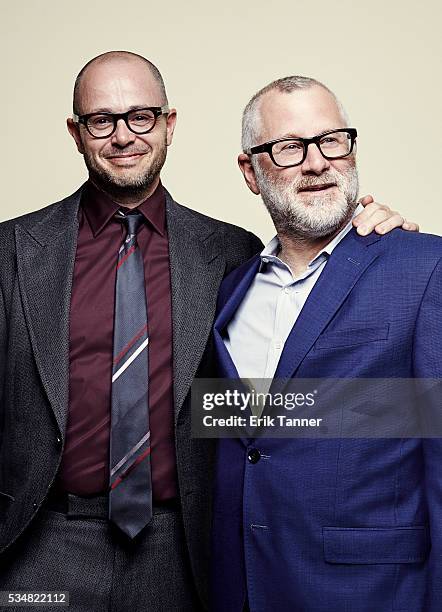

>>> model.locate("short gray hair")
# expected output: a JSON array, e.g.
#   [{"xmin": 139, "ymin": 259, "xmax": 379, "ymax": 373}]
[
  {"xmin": 73, "ymin": 51, "xmax": 168, "ymax": 114},
  {"xmin": 241, "ymin": 75, "xmax": 350, "ymax": 152}
]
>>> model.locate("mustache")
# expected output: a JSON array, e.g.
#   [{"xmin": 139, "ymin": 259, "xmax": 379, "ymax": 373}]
[
  {"xmin": 295, "ymin": 172, "xmax": 341, "ymax": 192},
  {"xmin": 103, "ymin": 147, "xmax": 151, "ymax": 158}
]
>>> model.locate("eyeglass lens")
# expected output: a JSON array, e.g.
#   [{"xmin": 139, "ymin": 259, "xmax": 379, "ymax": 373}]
[
  {"xmin": 272, "ymin": 131, "xmax": 352, "ymax": 166},
  {"xmin": 86, "ymin": 109, "xmax": 158, "ymax": 137}
]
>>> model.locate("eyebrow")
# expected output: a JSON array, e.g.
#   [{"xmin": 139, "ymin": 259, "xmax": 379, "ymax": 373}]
[
  {"xmin": 277, "ymin": 132, "xmax": 303, "ymax": 140},
  {"xmin": 277, "ymin": 128, "xmax": 345, "ymax": 140},
  {"xmin": 84, "ymin": 105, "xmax": 154, "ymax": 114}
]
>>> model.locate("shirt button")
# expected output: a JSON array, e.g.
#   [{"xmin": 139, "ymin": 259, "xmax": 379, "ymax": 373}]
[
  {"xmin": 275, "ymin": 341, "xmax": 282, "ymax": 350},
  {"xmin": 284, "ymin": 287, "xmax": 290, "ymax": 294},
  {"xmin": 262, "ymin": 257, "xmax": 269, "ymax": 263},
  {"xmin": 247, "ymin": 448, "xmax": 261, "ymax": 464}
]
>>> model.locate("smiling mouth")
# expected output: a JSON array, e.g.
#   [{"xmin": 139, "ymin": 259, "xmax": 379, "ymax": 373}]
[
  {"xmin": 298, "ymin": 183, "xmax": 337, "ymax": 192},
  {"xmin": 107, "ymin": 153, "xmax": 145, "ymax": 160}
]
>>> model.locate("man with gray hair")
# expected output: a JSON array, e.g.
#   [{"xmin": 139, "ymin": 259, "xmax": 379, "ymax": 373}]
[
  {"xmin": 211, "ymin": 76, "xmax": 442, "ymax": 611},
  {"xmin": 241, "ymin": 76, "xmax": 363, "ymax": 242}
]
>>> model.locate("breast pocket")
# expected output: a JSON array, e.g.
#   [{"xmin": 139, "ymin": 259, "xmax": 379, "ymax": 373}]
[{"xmin": 314, "ymin": 324, "xmax": 390, "ymax": 350}]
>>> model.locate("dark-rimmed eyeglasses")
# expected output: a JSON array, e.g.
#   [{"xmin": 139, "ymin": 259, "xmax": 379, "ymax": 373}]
[
  {"xmin": 72, "ymin": 105, "xmax": 170, "ymax": 139},
  {"xmin": 246, "ymin": 128, "xmax": 357, "ymax": 168}
]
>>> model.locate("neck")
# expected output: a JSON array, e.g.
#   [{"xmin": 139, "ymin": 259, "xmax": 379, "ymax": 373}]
[
  {"xmin": 276, "ymin": 225, "xmax": 344, "ymax": 277},
  {"xmin": 89, "ymin": 175, "xmax": 160, "ymax": 209}
]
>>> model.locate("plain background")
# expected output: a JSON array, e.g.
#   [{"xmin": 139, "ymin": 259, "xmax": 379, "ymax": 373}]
[{"xmin": 1, "ymin": 0, "xmax": 441, "ymax": 240}]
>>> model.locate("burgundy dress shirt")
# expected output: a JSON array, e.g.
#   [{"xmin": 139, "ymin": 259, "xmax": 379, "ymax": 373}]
[{"xmin": 56, "ymin": 180, "xmax": 178, "ymax": 501}]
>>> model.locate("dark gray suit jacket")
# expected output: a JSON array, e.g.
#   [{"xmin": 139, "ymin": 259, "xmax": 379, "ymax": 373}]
[{"xmin": 0, "ymin": 184, "xmax": 263, "ymax": 608}]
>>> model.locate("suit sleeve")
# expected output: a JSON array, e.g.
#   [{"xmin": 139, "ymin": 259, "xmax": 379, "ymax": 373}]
[{"xmin": 412, "ymin": 257, "xmax": 442, "ymax": 611}]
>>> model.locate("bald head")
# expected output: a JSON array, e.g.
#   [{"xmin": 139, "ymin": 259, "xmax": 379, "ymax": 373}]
[{"xmin": 73, "ymin": 51, "xmax": 168, "ymax": 115}]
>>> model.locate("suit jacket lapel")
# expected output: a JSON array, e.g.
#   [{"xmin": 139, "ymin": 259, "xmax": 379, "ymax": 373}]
[
  {"xmin": 214, "ymin": 255, "xmax": 261, "ymax": 380},
  {"xmin": 13, "ymin": 186, "xmax": 228, "ymax": 433},
  {"xmin": 15, "ymin": 187, "xmax": 83, "ymax": 434},
  {"xmin": 214, "ymin": 257, "xmax": 265, "ymax": 445},
  {"xmin": 272, "ymin": 230, "xmax": 381, "ymax": 384},
  {"xmin": 166, "ymin": 192, "xmax": 226, "ymax": 419}
]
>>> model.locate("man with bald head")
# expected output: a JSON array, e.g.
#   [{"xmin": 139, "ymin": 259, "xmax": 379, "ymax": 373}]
[
  {"xmin": 0, "ymin": 53, "xmax": 415, "ymax": 611},
  {"xmin": 0, "ymin": 50, "xmax": 262, "ymax": 612},
  {"xmin": 211, "ymin": 76, "xmax": 442, "ymax": 611},
  {"xmin": 69, "ymin": 52, "xmax": 171, "ymax": 205}
]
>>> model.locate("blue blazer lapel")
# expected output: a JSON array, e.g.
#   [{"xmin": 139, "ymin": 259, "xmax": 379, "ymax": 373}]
[
  {"xmin": 273, "ymin": 230, "xmax": 381, "ymax": 384},
  {"xmin": 213, "ymin": 256, "xmax": 261, "ymax": 443},
  {"xmin": 214, "ymin": 255, "xmax": 261, "ymax": 379},
  {"xmin": 215, "ymin": 255, "xmax": 261, "ymax": 332}
]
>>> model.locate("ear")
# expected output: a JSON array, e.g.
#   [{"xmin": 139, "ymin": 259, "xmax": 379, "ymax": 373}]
[
  {"xmin": 165, "ymin": 108, "xmax": 177, "ymax": 146},
  {"xmin": 67, "ymin": 118, "xmax": 85, "ymax": 154},
  {"xmin": 238, "ymin": 153, "xmax": 260, "ymax": 195}
]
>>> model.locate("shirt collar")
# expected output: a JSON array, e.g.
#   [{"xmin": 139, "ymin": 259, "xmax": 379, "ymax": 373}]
[
  {"xmin": 81, "ymin": 179, "xmax": 166, "ymax": 238},
  {"xmin": 259, "ymin": 203, "xmax": 363, "ymax": 272}
]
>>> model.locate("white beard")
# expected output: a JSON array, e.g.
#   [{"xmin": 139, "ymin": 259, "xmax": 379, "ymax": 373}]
[{"xmin": 254, "ymin": 162, "xmax": 360, "ymax": 239}]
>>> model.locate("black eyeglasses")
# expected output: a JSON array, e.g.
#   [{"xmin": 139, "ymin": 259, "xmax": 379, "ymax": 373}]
[
  {"xmin": 72, "ymin": 105, "xmax": 170, "ymax": 139},
  {"xmin": 246, "ymin": 128, "xmax": 357, "ymax": 168}
]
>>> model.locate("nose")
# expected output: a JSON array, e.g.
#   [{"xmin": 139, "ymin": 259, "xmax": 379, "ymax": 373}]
[
  {"xmin": 111, "ymin": 118, "xmax": 136, "ymax": 147},
  {"xmin": 300, "ymin": 142, "xmax": 330, "ymax": 175}
]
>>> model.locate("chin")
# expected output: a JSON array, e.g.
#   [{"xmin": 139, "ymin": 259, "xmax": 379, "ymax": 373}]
[
  {"xmin": 299, "ymin": 190, "xmax": 338, "ymax": 206},
  {"xmin": 110, "ymin": 170, "xmax": 144, "ymax": 185},
  {"xmin": 271, "ymin": 194, "xmax": 356, "ymax": 239}
]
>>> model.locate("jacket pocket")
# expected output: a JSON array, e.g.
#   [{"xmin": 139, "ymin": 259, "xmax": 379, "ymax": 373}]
[
  {"xmin": 323, "ymin": 526, "xmax": 429, "ymax": 564},
  {"xmin": 314, "ymin": 324, "xmax": 390, "ymax": 350}
]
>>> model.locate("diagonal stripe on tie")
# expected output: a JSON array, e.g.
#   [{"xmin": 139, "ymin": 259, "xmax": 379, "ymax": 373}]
[
  {"xmin": 110, "ymin": 446, "xmax": 152, "ymax": 491},
  {"xmin": 111, "ymin": 430, "xmax": 151, "ymax": 477},
  {"xmin": 112, "ymin": 337, "xmax": 149, "ymax": 382},
  {"xmin": 116, "ymin": 245, "xmax": 137, "ymax": 269},
  {"xmin": 113, "ymin": 323, "xmax": 149, "ymax": 366}
]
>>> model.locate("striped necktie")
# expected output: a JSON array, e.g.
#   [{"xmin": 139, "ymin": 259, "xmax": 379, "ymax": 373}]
[{"xmin": 109, "ymin": 209, "xmax": 152, "ymax": 538}]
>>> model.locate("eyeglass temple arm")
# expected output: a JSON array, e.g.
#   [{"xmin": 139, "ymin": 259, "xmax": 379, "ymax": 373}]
[{"xmin": 245, "ymin": 143, "xmax": 267, "ymax": 155}]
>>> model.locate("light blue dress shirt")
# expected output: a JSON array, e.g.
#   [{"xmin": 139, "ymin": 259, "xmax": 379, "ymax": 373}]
[{"xmin": 224, "ymin": 207, "xmax": 362, "ymax": 382}]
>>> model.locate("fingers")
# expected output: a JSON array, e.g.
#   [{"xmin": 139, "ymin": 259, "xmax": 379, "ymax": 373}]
[
  {"xmin": 353, "ymin": 199, "xmax": 420, "ymax": 235},
  {"xmin": 401, "ymin": 221, "xmax": 420, "ymax": 232},
  {"xmin": 353, "ymin": 200, "xmax": 385, "ymax": 226},
  {"xmin": 370, "ymin": 213, "xmax": 407, "ymax": 235},
  {"xmin": 353, "ymin": 201, "xmax": 398, "ymax": 235},
  {"xmin": 358, "ymin": 194, "xmax": 374, "ymax": 206}
]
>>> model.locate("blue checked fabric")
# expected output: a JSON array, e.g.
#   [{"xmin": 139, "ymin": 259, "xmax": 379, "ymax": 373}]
[{"xmin": 109, "ymin": 209, "xmax": 152, "ymax": 538}]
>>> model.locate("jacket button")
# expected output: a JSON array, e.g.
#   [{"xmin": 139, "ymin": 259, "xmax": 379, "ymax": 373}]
[
  {"xmin": 247, "ymin": 448, "xmax": 261, "ymax": 464},
  {"xmin": 56, "ymin": 436, "xmax": 62, "ymax": 448},
  {"xmin": 32, "ymin": 502, "xmax": 38, "ymax": 509}
]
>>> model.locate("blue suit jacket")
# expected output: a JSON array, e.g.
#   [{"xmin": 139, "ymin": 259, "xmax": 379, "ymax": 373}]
[{"xmin": 211, "ymin": 228, "xmax": 442, "ymax": 612}]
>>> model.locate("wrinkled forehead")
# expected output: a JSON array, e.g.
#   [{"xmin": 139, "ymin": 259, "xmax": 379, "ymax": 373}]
[
  {"xmin": 255, "ymin": 86, "xmax": 347, "ymax": 143},
  {"xmin": 77, "ymin": 59, "xmax": 163, "ymax": 114}
]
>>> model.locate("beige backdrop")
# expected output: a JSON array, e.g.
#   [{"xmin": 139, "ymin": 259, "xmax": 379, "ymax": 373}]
[{"xmin": 1, "ymin": 0, "xmax": 441, "ymax": 239}]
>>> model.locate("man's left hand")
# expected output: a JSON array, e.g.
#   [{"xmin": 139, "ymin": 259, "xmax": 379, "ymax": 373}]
[{"xmin": 353, "ymin": 195, "xmax": 419, "ymax": 235}]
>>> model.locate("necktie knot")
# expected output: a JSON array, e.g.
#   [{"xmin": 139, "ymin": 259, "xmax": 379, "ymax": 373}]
[{"xmin": 115, "ymin": 209, "xmax": 145, "ymax": 237}]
